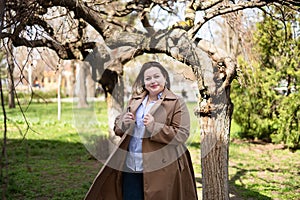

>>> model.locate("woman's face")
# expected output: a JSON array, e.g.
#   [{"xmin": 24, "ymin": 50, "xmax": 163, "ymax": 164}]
[{"xmin": 144, "ymin": 67, "xmax": 166, "ymax": 97}]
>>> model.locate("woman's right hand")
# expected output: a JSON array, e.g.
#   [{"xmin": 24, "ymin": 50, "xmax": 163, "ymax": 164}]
[{"xmin": 122, "ymin": 112, "xmax": 135, "ymax": 126}]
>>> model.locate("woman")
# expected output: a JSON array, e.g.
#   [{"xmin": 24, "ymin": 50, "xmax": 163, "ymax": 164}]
[{"xmin": 85, "ymin": 61, "xmax": 198, "ymax": 200}]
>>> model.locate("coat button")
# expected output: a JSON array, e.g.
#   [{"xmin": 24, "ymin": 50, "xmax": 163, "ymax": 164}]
[{"xmin": 162, "ymin": 158, "xmax": 166, "ymax": 163}]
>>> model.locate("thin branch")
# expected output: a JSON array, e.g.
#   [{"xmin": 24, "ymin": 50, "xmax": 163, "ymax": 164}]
[
  {"xmin": 188, "ymin": 0, "xmax": 298, "ymax": 38},
  {"xmin": 0, "ymin": 58, "xmax": 8, "ymax": 200}
]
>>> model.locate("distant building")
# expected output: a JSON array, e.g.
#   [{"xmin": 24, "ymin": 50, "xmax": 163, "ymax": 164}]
[{"xmin": 14, "ymin": 59, "xmax": 76, "ymax": 97}]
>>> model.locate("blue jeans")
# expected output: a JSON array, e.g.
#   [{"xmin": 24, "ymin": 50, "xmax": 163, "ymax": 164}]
[{"xmin": 122, "ymin": 171, "xmax": 144, "ymax": 200}]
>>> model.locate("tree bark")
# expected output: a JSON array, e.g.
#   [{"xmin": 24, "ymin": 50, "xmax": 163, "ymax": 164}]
[{"xmin": 198, "ymin": 88, "xmax": 233, "ymax": 200}]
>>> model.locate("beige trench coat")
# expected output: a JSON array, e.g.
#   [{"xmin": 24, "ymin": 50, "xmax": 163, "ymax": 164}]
[{"xmin": 85, "ymin": 88, "xmax": 198, "ymax": 200}]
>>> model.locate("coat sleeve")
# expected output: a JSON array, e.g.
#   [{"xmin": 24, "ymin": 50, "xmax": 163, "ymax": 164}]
[
  {"xmin": 113, "ymin": 114, "xmax": 126, "ymax": 136},
  {"xmin": 146, "ymin": 97, "xmax": 190, "ymax": 145}
]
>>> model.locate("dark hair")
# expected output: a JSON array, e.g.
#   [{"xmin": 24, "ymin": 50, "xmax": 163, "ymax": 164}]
[{"xmin": 132, "ymin": 61, "xmax": 171, "ymax": 95}]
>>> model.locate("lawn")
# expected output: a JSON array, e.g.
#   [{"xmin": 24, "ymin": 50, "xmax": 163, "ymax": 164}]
[{"xmin": 0, "ymin": 101, "xmax": 299, "ymax": 199}]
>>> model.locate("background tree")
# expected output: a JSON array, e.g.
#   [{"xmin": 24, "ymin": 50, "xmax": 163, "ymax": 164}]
[
  {"xmin": 0, "ymin": 0, "xmax": 299, "ymax": 199},
  {"xmin": 231, "ymin": 7, "xmax": 300, "ymax": 149},
  {"xmin": 5, "ymin": 35, "xmax": 15, "ymax": 108},
  {"xmin": 0, "ymin": 51, "xmax": 6, "ymax": 81}
]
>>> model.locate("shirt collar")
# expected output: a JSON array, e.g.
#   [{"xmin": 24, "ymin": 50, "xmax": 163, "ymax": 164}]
[
  {"xmin": 142, "ymin": 92, "xmax": 163, "ymax": 106},
  {"xmin": 132, "ymin": 88, "xmax": 177, "ymax": 100}
]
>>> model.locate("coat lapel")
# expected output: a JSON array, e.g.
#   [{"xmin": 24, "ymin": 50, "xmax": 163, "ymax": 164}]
[
  {"xmin": 149, "ymin": 88, "xmax": 177, "ymax": 115},
  {"xmin": 148, "ymin": 98, "xmax": 163, "ymax": 115},
  {"xmin": 130, "ymin": 92, "xmax": 145, "ymax": 114}
]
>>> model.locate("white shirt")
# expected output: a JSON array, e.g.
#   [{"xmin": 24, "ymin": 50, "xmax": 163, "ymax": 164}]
[{"xmin": 125, "ymin": 93, "xmax": 162, "ymax": 172}]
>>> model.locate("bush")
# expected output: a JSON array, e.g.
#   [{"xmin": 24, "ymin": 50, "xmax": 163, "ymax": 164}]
[
  {"xmin": 272, "ymin": 93, "xmax": 300, "ymax": 149},
  {"xmin": 231, "ymin": 13, "xmax": 299, "ymax": 149}
]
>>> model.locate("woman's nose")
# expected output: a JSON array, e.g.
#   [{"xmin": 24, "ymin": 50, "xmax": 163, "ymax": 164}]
[{"xmin": 150, "ymin": 78, "xmax": 155, "ymax": 83}]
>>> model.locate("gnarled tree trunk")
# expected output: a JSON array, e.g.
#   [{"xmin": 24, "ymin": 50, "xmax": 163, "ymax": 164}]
[{"xmin": 195, "ymin": 39, "xmax": 235, "ymax": 200}]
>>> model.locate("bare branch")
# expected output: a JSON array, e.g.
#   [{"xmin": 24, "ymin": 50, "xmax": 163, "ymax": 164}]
[
  {"xmin": 189, "ymin": 0, "xmax": 300, "ymax": 38},
  {"xmin": 9, "ymin": 34, "xmax": 95, "ymax": 59},
  {"xmin": 197, "ymin": 0, "xmax": 224, "ymax": 10}
]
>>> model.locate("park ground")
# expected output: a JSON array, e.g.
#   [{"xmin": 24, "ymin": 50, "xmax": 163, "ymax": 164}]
[{"xmin": 0, "ymin": 101, "xmax": 299, "ymax": 200}]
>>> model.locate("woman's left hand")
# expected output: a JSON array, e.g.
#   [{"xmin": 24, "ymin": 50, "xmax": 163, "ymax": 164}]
[{"xmin": 143, "ymin": 113, "xmax": 154, "ymax": 127}]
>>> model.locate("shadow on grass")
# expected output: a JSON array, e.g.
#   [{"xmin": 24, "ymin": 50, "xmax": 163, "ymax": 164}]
[
  {"xmin": 2, "ymin": 139, "xmax": 102, "ymax": 200},
  {"xmin": 229, "ymin": 166, "xmax": 272, "ymax": 200}
]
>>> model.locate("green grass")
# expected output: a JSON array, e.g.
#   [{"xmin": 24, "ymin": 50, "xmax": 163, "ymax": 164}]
[
  {"xmin": 227, "ymin": 142, "xmax": 300, "ymax": 199},
  {"xmin": 0, "ymin": 101, "xmax": 299, "ymax": 199}
]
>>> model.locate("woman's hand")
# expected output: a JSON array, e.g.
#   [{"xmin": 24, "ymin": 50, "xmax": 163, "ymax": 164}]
[
  {"xmin": 143, "ymin": 113, "xmax": 154, "ymax": 127},
  {"xmin": 122, "ymin": 112, "xmax": 135, "ymax": 127}
]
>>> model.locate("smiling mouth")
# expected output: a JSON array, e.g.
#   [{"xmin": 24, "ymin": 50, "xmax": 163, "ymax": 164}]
[{"xmin": 150, "ymin": 85, "xmax": 158, "ymax": 88}]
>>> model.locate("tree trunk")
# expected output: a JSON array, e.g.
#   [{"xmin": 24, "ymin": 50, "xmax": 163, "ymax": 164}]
[
  {"xmin": 191, "ymin": 46, "xmax": 234, "ymax": 199},
  {"xmin": 57, "ymin": 69, "xmax": 62, "ymax": 120},
  {"xmin": 195, "ymin": 12, "xmax": 238, "ymax": 199},
  {"xmin": 199, "ymin": 88, "xmax": 233, "ymax": 200},
  {"xmin": 0, "ymin": 69, "xmax": 8, "ymax": 200},
  {"xmin": 7, "ymin": 39, "xmax": 15, "ymax": 109},
  {"xmin": 106, "ymin": 73, "xmax": 124, "ymax": 153},
  {"xmin": 76, "ymin": 61, "xmax": 89, "ymax": 108},
  {"xmin": 86, "ymin": 67, "xmax": 95, "ymax": 98}
]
